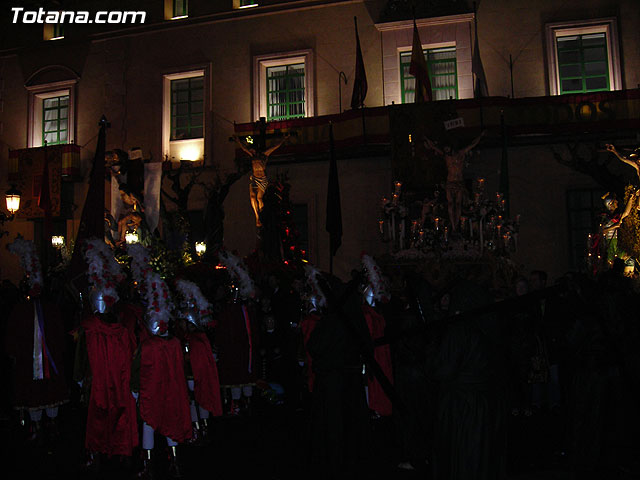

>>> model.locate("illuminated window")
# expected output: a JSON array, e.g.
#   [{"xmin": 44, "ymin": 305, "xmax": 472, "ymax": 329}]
[
  {"xmin": 44, "ymin": 23, "xmax": 64, "ymax": 41},
  {"xmin": 556, "ymin": 34, "xmax": 609, "ymax": 94},
  {"xmin": 546, "ymin": 18, "xmax": 621, "ymax": 95},
  {"xmin": 42, "ymin": 95, "xmax": 69, "ymax": 145},
  {"xmin": 400, "ymin": 47, "xmax": 457, "ymax": 102},
  {"xmin": 254, "ymin": 50, "xmax": 314, "ymax": 121},
  {"xmin": 266, "ymin": 64, "xmax": 305, "ymax": 121},
  {"xmin": 163, "ymin": 69, "xmax": 206, "ymax": 161},
  {"xmin": 234, "ymin": 0, "xmax": 259, "ymax": 8},
  {"xmin": 26, "ymin": 80, "xmax": 76, "ymax": 148},
  {"xmin": 173, "ymin": 0, "xmax": 188, "ymax": 18},
  {"xmin": 170, "ymin": 77, "xmax": 203, "ymax": 140}
]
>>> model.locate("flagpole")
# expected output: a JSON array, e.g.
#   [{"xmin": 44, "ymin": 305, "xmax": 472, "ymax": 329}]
[{"xmin": 473, "ymin": 2, "xmax": 484, "ymax": 128}]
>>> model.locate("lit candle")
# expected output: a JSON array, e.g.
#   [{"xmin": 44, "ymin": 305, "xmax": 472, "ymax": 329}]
[
  {"xmin": 378, "ymin": 220, "xmax": 384, "ymax": 235},
  {"xmin": 444, "ymin": 226, "xmax": 449, "ymax": 243},
  {"xmin": 434, "ymin": 217, "xmax": 440, "ymax": 231},
  {"xmin": 51, "ymin": 235, "xmax": 64, "ymax": 249},
  {"xmin": 411, "ymin": 220, "xmax": 418, "ymax": 236},
  {"xmin": 394, "ymin": 181, "xmax": 402, "ymax": 194},
  {"xmin": 392, "ymin": 193, "xmax": 399, "ymax": 205},
  {"xmin": 381, "ymin": 196, "xmax": 388, "ymax": 208}
]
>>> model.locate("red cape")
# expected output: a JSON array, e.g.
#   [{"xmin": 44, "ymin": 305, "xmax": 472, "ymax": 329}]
[
  {"xmin": 187, "ymin": 331, "xmax": 223, "ymax": 416},
  {"xmin": 363, "ymin": 305, "xmax": 393, "ymax": 416},
  {"xmin": 139, "ymin": 336, "xmax": 192, "ymax": 442},
  {"xmin": 300, "ymin": 313, "xmax": 321, "ymax": 392},
  {"xmin": 82, "ymin": 315, "xmax": 138, "ymax": 456},
  {"xmin": 118, "ymin": 303, "xmax": 143, "ymax": 349}
]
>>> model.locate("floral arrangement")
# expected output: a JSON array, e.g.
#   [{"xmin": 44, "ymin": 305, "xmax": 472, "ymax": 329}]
[
  {"xmin": 361, "ymin": 253, "xmax": 390, "ymax": 303},
  {"xmin": 128, "ymin": 244, "xmax": 173, "ymax": 334},
  {"xmin": 303, "ymin": 262, "xmax": 327, "ymax": 311},
  {"xmin": 217, "ymin": 249, "xmax": 256, "ymax": 300},
  {"xmin": 84, "ymin": 238, "xmax": 125, "ymax": 307},
  {"xmin": 175, "ymin": 278, "xmax": 213, "ymax": 324},
  {"xmin": 7, "ymin": 235, "xmax": 43, "ymax": 296}
]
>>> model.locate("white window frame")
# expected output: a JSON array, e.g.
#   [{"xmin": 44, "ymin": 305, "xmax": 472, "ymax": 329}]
[
  {"xmin": 545, "ymin": 18, "xmax": 622, "ymax": 96},
  {"xmin": 162, "ymin": 68, "xmax": 207, "ymax": 162},
  {"xmin": 253, "ymin": 49, "xmax": 314, "ymax": 122},
  {"xmin": 26, "ymin": 80, "xmax": 76, "ymax": 148}
]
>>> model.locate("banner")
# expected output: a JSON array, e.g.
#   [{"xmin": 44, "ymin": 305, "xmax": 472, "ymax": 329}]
[{"xmin": 9, "ymin": 146, "xmax": 62, "ymax": 218}]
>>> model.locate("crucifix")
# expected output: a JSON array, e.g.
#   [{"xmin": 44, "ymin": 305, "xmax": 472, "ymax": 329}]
[{"xmin": 231, "ymin": 117, "xmax": 292, "ymax": 227}]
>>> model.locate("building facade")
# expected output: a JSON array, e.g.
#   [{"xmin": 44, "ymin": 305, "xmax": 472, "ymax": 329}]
[{"xmin": 0, "ymin": 0, "xmax": 638, "ymax": 282}]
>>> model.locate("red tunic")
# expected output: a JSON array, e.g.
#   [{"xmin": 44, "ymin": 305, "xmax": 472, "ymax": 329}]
[
  {"xmin": 186, "ymin": 331, "xmax": 223, "ymax": 416},
  {"xmin": 300, "ymin": 313, "xmax": 321, "ymax": 392},
  {"xmin": 139, "ymin": 336, "xmax": 192, "ymax": 442},
  {"xmin": 82, "ymin": 315, "xmax": 138, "ymax": 456},
  {"xmin": 363, "ymin": 305, "xmax": 393, "ymax": 416},
  {"xmin": 5, "ymin": 299, "xmax": 68, "ymax": 410}
]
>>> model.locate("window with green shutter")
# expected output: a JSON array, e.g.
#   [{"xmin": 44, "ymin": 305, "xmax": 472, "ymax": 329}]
[
  {"xmin": 400, "ymin": 47, "xmax": 457, "ymax": 103},
  {"xmin": 173, "ymin": 0, "xmax": 188, "ymax": 18},
  {"xmin": 557, "ymin": 33, "xmax": 609, "ymax": 94},
  {"xmin": 266, "ymin": 63, "xmax": 305, "ymax": 121},
  {"xmin": 42, "ymin": 95, "xmax": 69, "ymax": 145},
  {"xmin": 171, "ymin": 77, "xmax": 203, "ymax": 140}
]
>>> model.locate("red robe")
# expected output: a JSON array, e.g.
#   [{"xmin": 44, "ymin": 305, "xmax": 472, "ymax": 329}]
[
  {"xmin": 139, "ymin": 336, "xmax": 192, "ymax": 443},
  {"xmin": 186, "ymin": 331, "xmax": 223, "ymax": 416},
  {"xmin": 5, "ymin": 299, "xmax": 68, "ymax": 410},
  {"xmin": 82, "ymin": 315, "xmax": 138, "ymax": 456},
  {"xmin": 300, "ymin": 313, "xmax": 321, "ymax": 392},
  {"xmin": 363, "ymin": 305, "xmax": 393, "ymax": 416}
]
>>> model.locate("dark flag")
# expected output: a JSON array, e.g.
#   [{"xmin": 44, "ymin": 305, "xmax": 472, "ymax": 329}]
[
  {"xmin": 68, "ymin": 116, "xmax": 108, "ymax": 289},
  {"xmin": 472, "ymin": 16, "xmax": 489, "ymax": 98},
  {"xmin": 325, "ymin": 123, "xmax": 342, "ymax": 263},
  {"xmin": 409, "ymin": 20, "xmax": 432, "ymax": 103},
  {"xmin": 350, "ymin": 16, "xmax": 368, "ymax": 110},
  {"xmin": 38, "ymin": 144, "xmax": 53, "ymax": 270}
]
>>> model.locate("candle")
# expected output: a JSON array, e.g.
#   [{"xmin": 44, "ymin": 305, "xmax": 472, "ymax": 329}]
[
  {"xmin": 378, "ymin": 220, "xmax": 384, "ymax": 235},
  {"xmin": 382, "ymin": 196, "xmax": 388, "ymax": 208},
  {"xmin": 394, "ymin": 181, "xmax": 402, "ymax": 194},
  {"xmin": 444, "ymin": 226, "xmax": 449, "ymax": 243},
  {"xmin": 392, "ymin": 193, "xmax": 399, "ymax": 205},
  {"xmin": 434, "ymin": 217, "xmax": 440, "ymax": 231}
]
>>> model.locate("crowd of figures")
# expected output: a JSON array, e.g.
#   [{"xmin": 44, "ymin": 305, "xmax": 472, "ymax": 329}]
[{"xmin": 1, "ymin": 235, "xmax": 640, "ymax": 480}]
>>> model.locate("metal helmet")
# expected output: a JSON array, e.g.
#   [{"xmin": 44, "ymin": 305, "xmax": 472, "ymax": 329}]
[
  {"xmin": 363, "ymin": 284, "xmax": 376, "ymax": 307},
  {"xmin": 89, "ymin": 288, "xmax": 110, "ymax": 314},
  {"xmin": 180, "ymin": 300, "xmax": 201, "ymax": 328},
  {"xmin": 146, "ymin": 313, "xmax": 169, "ymax": 337}
]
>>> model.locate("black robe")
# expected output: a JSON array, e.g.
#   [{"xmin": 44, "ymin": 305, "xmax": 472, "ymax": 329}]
[{"xmin": 431, "ymin": 299, "xmax": 507, "ymax": 480}]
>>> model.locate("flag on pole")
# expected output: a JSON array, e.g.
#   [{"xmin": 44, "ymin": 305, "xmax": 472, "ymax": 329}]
[
  {"xmin": 350, "ymin": 16, "xmax": 368, "ymax": 110},
  {"xmin": 409, "ymin": 20, "xmax": 432, "ymax": 103},
  {"xmin": 325, "ymin": 123, "xmax": 342, "ymax": 259},
  {"xmin": 472, "ymin": 18, "xmax": 489, "ymax": 98},
  {"xmin": 38, "ymin": 144, "xmax": 53, "ymax": 270},
  {"xmin": 68, "ymin": 116, "xmax": 107, "ymax": 289}
]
